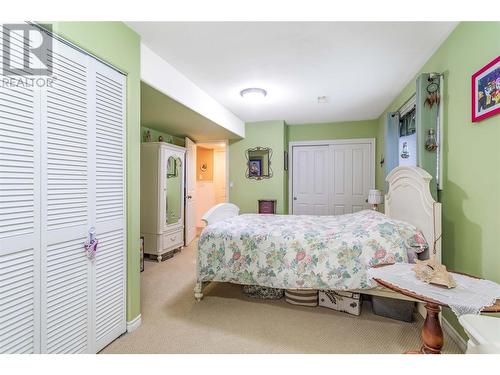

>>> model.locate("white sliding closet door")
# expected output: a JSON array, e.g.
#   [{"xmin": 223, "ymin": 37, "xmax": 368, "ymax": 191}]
[
  {"xmin": 290, "ymin": 140, "xmax": 374, "ymax": 216},
  {"xmin": 292, "ymin": 146, "xmax": 329, "ymax": 215},
  {"xmin": 0, "ymin": 27, "xmax": 41, "ymax": 354},
  {"xmin": 331, "ymin": 143, "xmax": 372, "ymax": 215},
  {"xmin": 0, "ymin": 25, "xmax": 126, "ymax": 354}
]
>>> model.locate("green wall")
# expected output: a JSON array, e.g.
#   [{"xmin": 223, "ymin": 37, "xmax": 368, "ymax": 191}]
[
  {"xmin": 230, "ymin": 120, "xmax": 379, "ymax": 215},
  {"xmin": 287, "ymin": 119, "xmax": 379, "ymax": 142},
  {"xmin": 229, "ymin": 121, "xmax": 287, "ymax": 214},
  {"xmin": 377, "ymin": 21, "xmax": 500, "ymax": 334},
  {"xmin": 51, "ymin": 22, "xmax": 141, "ymax": 322}
]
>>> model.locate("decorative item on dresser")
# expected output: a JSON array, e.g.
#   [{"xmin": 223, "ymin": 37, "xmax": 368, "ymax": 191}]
[
  {"xmin": 258, "ymin": 199, "xmax": 277, "ymax": 214},
  {"xmin": 141, "ymin": 142, "xmax": 186, "ymax": 262}
]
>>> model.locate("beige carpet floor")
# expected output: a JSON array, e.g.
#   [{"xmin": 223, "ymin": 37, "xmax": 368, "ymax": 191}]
[{"xmin": 101, "ymin": 240, "xmax": 462, "ymax": 354}]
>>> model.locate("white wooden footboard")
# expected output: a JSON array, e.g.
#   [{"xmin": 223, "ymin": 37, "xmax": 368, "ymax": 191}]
[{"xmin": 201, "ymin": 203, "xmax": 240, "ymax": 226}]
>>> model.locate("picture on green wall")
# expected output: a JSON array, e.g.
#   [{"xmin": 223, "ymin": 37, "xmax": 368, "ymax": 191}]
[
  {"xmin": 249, "ymin": 159, "xmax": 262, "ymax": 177},
  {"xmin": 472, "ymin": 55, "xmax": 500, "ymax": 122}
]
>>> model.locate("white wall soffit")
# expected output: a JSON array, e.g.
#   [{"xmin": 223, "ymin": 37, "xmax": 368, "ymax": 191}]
[{"xmin": 140, "ymin": 43, "xmax": 245, "ymax": 138}]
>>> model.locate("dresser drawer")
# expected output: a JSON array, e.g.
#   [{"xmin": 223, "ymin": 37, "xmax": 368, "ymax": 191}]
[
  {"xmin": 162, "ymin": 229, "xmax": 183, "ymax": 251},
  {"xmin": 258, "ymin": 200, "xmax": 276, "ymax": 214}
]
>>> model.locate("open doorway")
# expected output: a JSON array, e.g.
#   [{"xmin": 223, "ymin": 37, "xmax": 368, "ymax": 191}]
[{"xmin": 194, "ymin": 141, "xmax": 228, "ymax": 236}]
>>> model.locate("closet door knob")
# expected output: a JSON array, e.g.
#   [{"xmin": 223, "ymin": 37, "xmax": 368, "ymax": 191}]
[
  {"xmin": 293, "ymin": 197, "xmax": 297, "ymax": 201},
  {"xmin": 187, "ymin": 195, "xmax": 192, "ymax": 199}
]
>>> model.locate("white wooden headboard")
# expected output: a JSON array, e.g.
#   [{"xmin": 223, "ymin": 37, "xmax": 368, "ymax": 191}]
[{"xmin": 385, "ymin": 166, "xmax": 442, "ymax": 263}]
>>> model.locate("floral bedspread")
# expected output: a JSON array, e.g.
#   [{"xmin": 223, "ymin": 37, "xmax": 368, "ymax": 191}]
[{"xmin": 197, "ymin": 210, "xmax": 427, "ymax": 290}]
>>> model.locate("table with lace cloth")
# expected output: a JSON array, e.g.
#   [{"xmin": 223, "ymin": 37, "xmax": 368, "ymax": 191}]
[{"xmin": 368, "ymin": 263, "xmax": 500, "ymax": 354}]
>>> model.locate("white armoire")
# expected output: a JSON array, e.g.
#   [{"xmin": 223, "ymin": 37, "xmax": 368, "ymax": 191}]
[
  {"xmin": 0, "ymin": 25, "xmax": 126, "ymax": 353},
  {"xmin": 141, "ymin": 142, "xmax": 186, "ymax": 261}
]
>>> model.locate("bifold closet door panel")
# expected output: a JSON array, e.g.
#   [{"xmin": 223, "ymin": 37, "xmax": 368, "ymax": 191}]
[
  {"xmin": 0, "ymin": 26, "xmax": 41, "ymax": 354},
  {"xmin": 93, "ymin": 61, "xmax": 126, "ymax": 352},
  {"xmin": 40, "ymin": 38, "xmax": 92, "ymax": 354},
  {"xmin": 331, "ymin": 143, "xmax": 372, "ymax": 215}
]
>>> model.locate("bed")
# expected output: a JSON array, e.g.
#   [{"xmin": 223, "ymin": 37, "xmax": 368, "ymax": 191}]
[{"xmin": 194, "ymin": 166, "xmax": 442, "ymax": 306}]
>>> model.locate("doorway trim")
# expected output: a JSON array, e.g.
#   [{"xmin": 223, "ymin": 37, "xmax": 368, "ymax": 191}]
[
  {"xmin": 288, "ymin": 138, "xmax": 376, "ymax": 214},
  {"xmin": 194, "ymin": 140, "xmax": 230, "ymax": 203}
]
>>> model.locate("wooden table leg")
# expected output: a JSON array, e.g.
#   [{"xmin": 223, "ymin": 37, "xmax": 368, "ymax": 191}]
[
  {"xmin": 405, "ymin": 302, "xmax": 443, "ymax": 354},
  {"xmin": 420, "ymin": 302, "xmax": 443, "ymax": 354}
]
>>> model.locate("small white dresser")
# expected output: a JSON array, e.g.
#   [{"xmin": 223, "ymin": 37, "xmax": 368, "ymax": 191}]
[{"xmin": 141, "ymin": 142, "xmax": 186, "ymax": 261}]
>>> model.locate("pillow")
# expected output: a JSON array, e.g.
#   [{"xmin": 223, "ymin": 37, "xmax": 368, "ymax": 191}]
[
  {"xmin": 367, "ymin": 213, "xmax": 430, "ymax": 266},
  {"xmin": 406, "ymin": 231, "xmax": 429, "ymax": 263}
]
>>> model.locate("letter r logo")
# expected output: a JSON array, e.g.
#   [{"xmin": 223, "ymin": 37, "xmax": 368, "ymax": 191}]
[{"xmin": 2, "ymin": 23, "xmax": 53, "ymax": 76}]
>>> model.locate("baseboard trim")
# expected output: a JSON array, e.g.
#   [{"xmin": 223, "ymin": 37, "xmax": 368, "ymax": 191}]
[
  {"xmin": 442, "ymin": 316, "xmax": 467, "ymax": 353},
  {"xmin": 127, "ymin": 314, "xmax": 142, "ymax": 333}
]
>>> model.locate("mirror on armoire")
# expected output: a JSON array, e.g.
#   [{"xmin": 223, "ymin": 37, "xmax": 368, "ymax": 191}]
[{"xmin": 166, "ymin": 156, "xmax": 183, "ymax": 225}]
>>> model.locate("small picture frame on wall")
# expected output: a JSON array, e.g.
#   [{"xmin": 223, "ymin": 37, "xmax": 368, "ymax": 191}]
[
  {"xmin": 140, "ymin": 236, "xmax": 145, "ymax": 272},
  {"xmin": 284, "ymin": 150, "xmax": 288, "ymax": 171},
  {"xmin": 472, "ymin": 55, "xmax": 500, "ymax": 122},
  {"xmin": 248, "ymin": 159, "xmax": 262, "ymax": 177}
]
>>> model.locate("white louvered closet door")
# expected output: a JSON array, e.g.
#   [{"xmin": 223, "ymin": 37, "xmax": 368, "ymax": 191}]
[
  {"xmin": 38, "ymin": 36, "xmax": 126, "ymax": 353},
  {"xmin": 92, "ymin": 59, "xmax": 126, "ymax": 353},
  {"xmin": 40, "ymin": 38, "xmax": 92, "ymax": 354},
  {"xmin": 0, "ymin": 25, "xmax": 126, "ymax": 354},
  {"xmin": 0, "ymin": 26, "xmax": 41, "ymax": 354}
]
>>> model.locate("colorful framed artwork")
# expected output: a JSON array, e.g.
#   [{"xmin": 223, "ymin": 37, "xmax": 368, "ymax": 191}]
[
  {"xmin": 140, "ymin": 236, "xmax": 145, "ymax": 272},
  {"xmin": 472, "ymin": 55, "xmax": 500, "ymax": 122}
]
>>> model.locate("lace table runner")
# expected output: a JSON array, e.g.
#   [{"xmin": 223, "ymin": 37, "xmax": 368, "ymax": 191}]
[{"xmin": 368, "ymin": 263, "xmax": 500, "ymax": 317}]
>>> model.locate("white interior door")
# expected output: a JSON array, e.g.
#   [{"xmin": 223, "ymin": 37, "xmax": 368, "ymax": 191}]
[
  {"xmin": 184, "ymin": 137, "xmax": 197, "ymax": 244},
  {"xmin": 331, "ymin": 143, "xmax": 372, "ymax": 215},
  {"xmin": 292, "ymin": 146, "xmax": 329, "ymax": 215}
]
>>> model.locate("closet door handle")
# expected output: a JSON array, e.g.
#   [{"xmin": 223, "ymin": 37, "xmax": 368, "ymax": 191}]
[
  {"xmin": 84, "ymin": 226, "xmax": 98, "ymax": 260},
  {"xmin": 293, "ymin": 197, "xmax": 297, "ymax": 201}
]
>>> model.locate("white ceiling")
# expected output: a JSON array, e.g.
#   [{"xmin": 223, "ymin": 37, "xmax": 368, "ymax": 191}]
[{"xmin": 128, "ymin": 22, "xmax": 457, "ymax": 124}]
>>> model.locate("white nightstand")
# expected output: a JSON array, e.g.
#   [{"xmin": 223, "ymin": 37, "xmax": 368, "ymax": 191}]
[{"xmin": 459, "ymin": 314, "xmax": 500, "ymax": 353}]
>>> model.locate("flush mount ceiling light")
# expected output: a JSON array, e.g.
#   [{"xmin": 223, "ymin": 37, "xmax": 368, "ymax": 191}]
[{"xmin": 240, "ymin": 87, "xmax": 267, "ymax": 101}]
